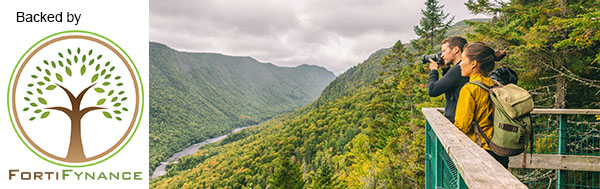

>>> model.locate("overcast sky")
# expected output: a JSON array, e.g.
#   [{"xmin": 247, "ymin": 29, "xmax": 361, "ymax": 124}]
[{"xmin": 150, "ymin": 0, "xmax": 488, "ymax": 75}]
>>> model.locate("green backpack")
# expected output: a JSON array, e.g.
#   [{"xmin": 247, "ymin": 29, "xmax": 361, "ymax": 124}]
[{"xmin": 468, "ymin": 81, "xmax": 534, "ymax": 159}]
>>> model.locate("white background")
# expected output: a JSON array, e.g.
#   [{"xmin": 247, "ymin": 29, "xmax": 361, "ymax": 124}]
[{"xmin": 0, "ymin": 0, "xmax": 149, "ymax": 188}]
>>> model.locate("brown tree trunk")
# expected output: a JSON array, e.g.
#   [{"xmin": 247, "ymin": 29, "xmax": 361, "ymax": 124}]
[
  {"xmin": 66, "ymin": 114, "xmax": 86, "ymax": 162},
  {"xmin": 555, "ymin": 75, "xmax": 567, "ymax": 108},
  {"xmin": 47, "ymin": 83, "xmax": 104, "ymax": 162}
]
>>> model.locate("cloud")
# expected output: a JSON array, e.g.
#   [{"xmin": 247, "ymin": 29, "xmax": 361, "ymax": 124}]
[{"xmin": 150, "ymin": 0, "xmax": 486, "ymax": 75}]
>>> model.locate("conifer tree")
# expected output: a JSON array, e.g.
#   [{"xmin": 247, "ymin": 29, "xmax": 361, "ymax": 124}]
[
  {"xmin": 411, "ymin": 0, "xmax": 454, "ymax": 52},
  {"xmin": 312, "ymin": 161, "xmax": 340, "ymax": 189},
  {"xmin": 269, "ymin": 156, "xmax": 305, "ymax": 189}
]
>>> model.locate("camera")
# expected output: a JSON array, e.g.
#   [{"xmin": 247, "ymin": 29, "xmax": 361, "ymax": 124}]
[{"xmin": 421, "ymin": 52, "xmax": 444, "ymax": 65}]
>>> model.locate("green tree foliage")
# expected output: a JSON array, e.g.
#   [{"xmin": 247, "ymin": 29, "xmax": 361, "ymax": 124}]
[
  {"xmin": 411, "ymin": 0, "xmax": 454, "ymax": 53},
  {"xmin": 464, "ymin": 0, "xmax": 600, "ymax": 109},
  {"xmin": 315, "ymin": 48, "xmax": 389, "ymax": 106},
  {"xmin": 365, "ymin": 41, "xmax": 429, "ymax": 187},
  {"xmin": 149, "ymin": 42, "xmax": 335, "ymax": 173},
  {"xmin": 149, "ymin": 42, "xmax": 389, "ymax": 188},
  {"xmin": 311, "ymin": 160, "xmax": 341, "ymax": 189},
  {"xmin": 269, "ymin": 156, "xmax": 305, "ymax": 189}
]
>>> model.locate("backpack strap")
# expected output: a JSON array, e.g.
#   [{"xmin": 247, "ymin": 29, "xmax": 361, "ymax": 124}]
[
  {"xmin": 468, "ymin": 81, "xmax": 494, "ymax": 147},
  {"xmin": 523, "ymin": 114, "xmax": 534, "ymax": 168},
  {"xmin": 472, "ymin": 122, "xmax": 492, "ymax": 148},
  {"xmin": 467, "ymin": 81, "xmax": 491, "ymax": 91},
  {"xmin": 472, "ymin": 122, "xmax": 483, "ymax": 147}
]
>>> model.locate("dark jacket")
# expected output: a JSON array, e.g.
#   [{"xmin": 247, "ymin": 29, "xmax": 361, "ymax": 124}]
[{"xmin": 427, "ymin": 61, "xmax": 470, "ymax": 123}]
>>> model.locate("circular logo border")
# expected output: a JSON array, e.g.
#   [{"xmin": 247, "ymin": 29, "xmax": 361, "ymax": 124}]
[{"xmin": 7, "ymin": 30, "xmax": 145, "ymax": 168}]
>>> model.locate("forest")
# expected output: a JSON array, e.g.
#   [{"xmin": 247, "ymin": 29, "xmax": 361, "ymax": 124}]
[
  {"xmin": 151, "ymin": 0, "xmax": 600, "ymax": 188},
  {"xmin": 149, "ymin": 42, "xmax": 335, "ymax": 174}
]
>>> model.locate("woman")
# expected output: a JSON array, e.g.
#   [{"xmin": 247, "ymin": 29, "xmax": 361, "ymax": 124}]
[{"xmin": 454, "ymin": 42, "xmax": 509, "ymax": 168}]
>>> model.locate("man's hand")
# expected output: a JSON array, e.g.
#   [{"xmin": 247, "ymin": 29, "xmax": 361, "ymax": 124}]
[
  {"xmin": 429, "ymin": 59, "xmax": 439, "ymax": 70},
  {"xmin": 440, "ymin": 63, "xmax": 449, "ymax": 69},
  {"xmin": 429, "ymin": 59, "xmax": 449, "ymax": 70}
]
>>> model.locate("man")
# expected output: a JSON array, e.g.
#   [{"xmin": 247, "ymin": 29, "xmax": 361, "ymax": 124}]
[{"xmin": 427, "ymin": 36, "xmax": 469, "ymax": 123}]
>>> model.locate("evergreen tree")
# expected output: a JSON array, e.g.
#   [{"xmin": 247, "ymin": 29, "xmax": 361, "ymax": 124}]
[
  {"xmin": 269, "ymin": 156, "xmax": 305, "ymax": 189},
  {"xmin": 312, "ymin": 161, "xmax": 340, "ymax": 189},
  {"xmin": 411, "ymin": 0, "xmax": 454, "ymax": 52}
]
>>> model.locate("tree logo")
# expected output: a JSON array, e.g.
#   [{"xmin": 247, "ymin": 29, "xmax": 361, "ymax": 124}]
[{"xmin": 7, "ymin": 31, "xmax": 143, "ymax": 167}]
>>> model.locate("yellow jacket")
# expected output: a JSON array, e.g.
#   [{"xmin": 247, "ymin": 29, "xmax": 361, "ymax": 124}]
[{"xmin": 454, "ymin": 73, "xmax": 494, "ymax": 150}]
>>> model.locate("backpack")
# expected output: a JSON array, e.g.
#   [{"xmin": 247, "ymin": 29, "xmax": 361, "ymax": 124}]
[
  {"xmin": 468, "ymin": 81, "xmax": 534, "ymax": 163},
  {"xmin": 490, "ymin": 66, "xmax": 518, "ymax": 85}
]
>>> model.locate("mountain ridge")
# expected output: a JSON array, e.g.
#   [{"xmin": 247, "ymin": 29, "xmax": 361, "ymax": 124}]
[{"xmin": 149, "ymin": 42, "xmax": 336, "ymax": 173}]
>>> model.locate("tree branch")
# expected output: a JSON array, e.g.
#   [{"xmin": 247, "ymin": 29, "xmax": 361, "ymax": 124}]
[
  {"xmin": 80, "ymin": 106, "xmax": 105, "ymax": 116},
  {"xmin": 77, "ymin": 83, "xmax": 97, "ymax": 102},
  {"xmin": 539, "ymin": 60, "xmax": 600, "ymax": 89},
  {"xmin": 56, "ymin": 83, "xmax": 76, "ymax": 104},
  {"xmin": 46, "ymin": 106, "xmax": 71, "ymax": 115}
]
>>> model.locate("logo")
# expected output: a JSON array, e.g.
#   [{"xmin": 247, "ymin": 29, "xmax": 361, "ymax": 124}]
[{"xmin": 7, "ymin": 30, "xmax": 144, "ymax": 167}]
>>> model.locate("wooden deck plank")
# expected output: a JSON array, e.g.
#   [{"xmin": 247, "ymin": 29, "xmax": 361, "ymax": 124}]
[
  {"xmin": 509, "ymin": 154, "xmax": 600, "ymax": 172},
  {"xmin": 531, "ymin": 109, "xmax": 600, "ymax": 115}
]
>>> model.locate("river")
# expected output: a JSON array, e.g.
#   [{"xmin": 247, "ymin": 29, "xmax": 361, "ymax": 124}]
[{"xmin": 151, "ymin": 124, "xmax": 258, "ymax": 179}]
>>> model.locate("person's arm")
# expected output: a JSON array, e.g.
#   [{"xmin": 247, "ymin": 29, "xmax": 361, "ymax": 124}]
[
  {"xmin": 441, "ymin": 66, "xmax": 450, "ymax": 76},
  {"xmin": 454, "ymin": 86, "xmax": 475, "ymax": 134},
  {"xmin": 428, "ymin": 65, "xmax": 461, "ymax": 97}
]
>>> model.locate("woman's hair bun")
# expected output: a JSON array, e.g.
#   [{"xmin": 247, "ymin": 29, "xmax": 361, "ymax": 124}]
[{"xmin": 495, "ymin": 50, "xmax": 506, "ymax": 61}]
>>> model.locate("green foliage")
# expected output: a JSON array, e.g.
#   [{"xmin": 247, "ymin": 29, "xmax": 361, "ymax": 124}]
[
  {"xmin": 311, "ymin": 160, "xmax": 341, "ymax": 189},
  {"xmin": 148, "ymin": 42, "xmax": 336, "ymax": 174},
  {"xmin": 21, "ymin": 47, "xmax": 126, "ymax": 121},
  {"xmin": 465, "ymin": 0, "xmax": 600, "ymax": 109},
  {"xmin": 103, "ymin": 111, "xmax": 112, "ymax": 119},
  {"xmin": 315, "ymin": 48, "xmax": 388, "ymax": 106},
  {"xmin": 411, "ymin": 0, "xmax": 454, "ymax": 53},
  {"xmin": 269, "ymin": 156, "xmax": 305, "ymax": 189}
]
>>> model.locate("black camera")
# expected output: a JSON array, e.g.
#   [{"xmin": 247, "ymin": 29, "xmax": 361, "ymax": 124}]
[{"xmin": 421, "ymin": 52, "xmax": 444, "ymax": 65}]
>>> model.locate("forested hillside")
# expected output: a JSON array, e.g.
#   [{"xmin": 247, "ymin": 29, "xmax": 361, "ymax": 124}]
[
  {"xmin": 315, "ymin": 48, "xmax": 388, "ymax": 106},
  {"xmin": 149, "ymin": 42, "xmax": 335, "ymax": 173},
  {"xmin": 150, "ymin": 37, "xmax": 444, "ymax": 187}
]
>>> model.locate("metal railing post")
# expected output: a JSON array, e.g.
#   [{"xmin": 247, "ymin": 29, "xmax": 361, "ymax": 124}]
[
  {"xmin": 426, "ymin": 119, "xmax": 443, "ymax": 188},
  {"xmin": 426, "ymin": 121, "xmax": 432, "ymax": 189},
  {"xmin": 435, "ymin": 132, "xmax": 443, "ymax": 188},
  {"xmin": 557, "ymin": 114, "xmax": 567, "ymax": 189}
]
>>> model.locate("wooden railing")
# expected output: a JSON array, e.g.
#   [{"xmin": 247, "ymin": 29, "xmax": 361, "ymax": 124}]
[
  {"xmin": 424, "ymin": 108, "xmax": 600, "ymax": 189},
  {"xmin": 509, "ymin": 109, "xmax": 600, "ymax": 172},
  {"xmin": 424, "ymin": 108, "xmax": 526, "ymax": 188}
]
